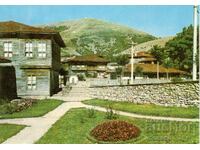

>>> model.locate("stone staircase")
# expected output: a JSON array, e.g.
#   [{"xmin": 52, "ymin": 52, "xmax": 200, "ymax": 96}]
[{"xmin": 52, "ymin": 81, "xmax": 91, "ymax": 102}]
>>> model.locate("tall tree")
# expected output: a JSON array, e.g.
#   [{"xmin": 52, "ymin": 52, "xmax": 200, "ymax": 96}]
[
  {"xmin": 150, "ymin": 25, "xmax": 199, "ymax": 73},
  {"xmin": 114, "ymin": 54, "xmax": 130, "ymax": 83},
  {"xmin": 115, "ymin": 54, "xmax": 130, "ymax": 66}
]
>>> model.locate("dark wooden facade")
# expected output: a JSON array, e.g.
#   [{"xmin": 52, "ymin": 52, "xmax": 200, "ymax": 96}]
[{"xmin": 0, "ymin": 58, "xmax": 17, "ymax": 99}]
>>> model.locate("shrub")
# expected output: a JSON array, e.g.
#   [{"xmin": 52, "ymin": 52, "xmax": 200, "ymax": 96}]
[
  {"xmin": 93, "ymin": 72, "xmax": 98, "ymax": 78},
  {"xmin": 135, "ymin": 66, "xmax": 143, "ymax": 76},
  {"xmin": 110, "ymin": 72, "xmax": 117, "ymax": 79},
  {"xmin": 87, "ymin": 108, "xmax": 96, "ymax": 118},
  {"xmin": 0, "ymin": 98, "xmax": 10, "ymax": 105},
  {"xmin": 0, "ymin": 99, "xmax": 37, "ymax": 115},
  {"xmin": 86, "ymin": 72, "xmax": 97, "ymax": 78},
  {"xmin": 77, "ymin": 74, "xmax": 86, "ymax": 81},
  {"xmin": 105, "ymin": 105, "xmax": 119, "ymax": 120},
  {"xmin": 171, "ymin": 77, "xmax": 183, "ymax": 83},
  {"xmin": 4, "ymin": 103, "xmax": 18, "ymax": 114},
  {"xmin": 90, "ymin": 120, "xmax": 141, "ymax": 142},
  {"xmin": 85, "ymin": 72, "xmax": 92, "ymax": 78}
]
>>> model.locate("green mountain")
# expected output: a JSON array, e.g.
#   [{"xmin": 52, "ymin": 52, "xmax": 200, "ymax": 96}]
[{"xmin": 44, "ymin": 18, "xmax": 156, "ymax": 60}]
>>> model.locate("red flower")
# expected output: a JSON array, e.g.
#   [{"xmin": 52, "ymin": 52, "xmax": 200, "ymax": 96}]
[{"xmin": 90, "ymin": 120, "xmax": 140, "ymax": 142}]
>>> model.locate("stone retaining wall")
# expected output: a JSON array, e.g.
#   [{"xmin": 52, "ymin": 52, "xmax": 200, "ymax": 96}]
[{"xmin": 90, "ymin": 81, "xmax": 199, "ymax": 107}]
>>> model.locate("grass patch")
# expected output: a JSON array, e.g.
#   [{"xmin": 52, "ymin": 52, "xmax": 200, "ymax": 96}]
[
  {"xmin": 0, "ymin": 99, "xmax": 63, "ymax": 119},
  {"xmin": 0, "ymin": 124, "xmax": 25, "ymax": 143},
  {"xmin": 83, "ymin": 99, "xmax": 199, "ymax": 118},
  {"xmin": 36, "ymin": 108, "xmax": 199, "ymax": 144}
]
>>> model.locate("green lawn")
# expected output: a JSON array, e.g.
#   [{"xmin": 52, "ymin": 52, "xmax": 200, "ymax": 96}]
[
  {"xmin": 83, "ymin": 99, "xmax": 199, "ymax": 118},
  {"xmin": 0, "ymin": 124, "xmax": 25, "ymax": 143},
  {"xmin": 36, "ymin": 108, "xmax": 199, "ymax": 144},
  {"xmin": 0, "ymin": 99, "xmax": 63, "ymax": 119}
]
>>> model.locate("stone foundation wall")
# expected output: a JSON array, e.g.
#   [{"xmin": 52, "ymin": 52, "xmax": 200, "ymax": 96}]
[{"xmin": 90, "ymin": 81, "xmax": 199, "ymax": 107}]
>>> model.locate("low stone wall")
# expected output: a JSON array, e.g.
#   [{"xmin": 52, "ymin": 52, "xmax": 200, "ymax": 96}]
[{"xmin": 90, "ymin": 81, "xmax": 199, "ymax": 107}]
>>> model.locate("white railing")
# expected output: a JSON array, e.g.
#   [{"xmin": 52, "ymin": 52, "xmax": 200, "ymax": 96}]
[{"xmin": 89, "ymin": 78, "xmax": 172, "ymax": 87}]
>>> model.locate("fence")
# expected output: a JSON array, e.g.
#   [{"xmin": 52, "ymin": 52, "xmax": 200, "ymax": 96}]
[{"xmin": 89, "ymin": 78, "xmax": 173, "ymax": 87}]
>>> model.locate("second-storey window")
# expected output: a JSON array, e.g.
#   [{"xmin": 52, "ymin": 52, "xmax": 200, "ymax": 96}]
[
  {"xmin": 38, "ymin": 43, "xmax": 46, "ymax": 58},
  {"xmin": 27, "ymin": 76, "xmax": 36, "ymax": 90},
  {"xmin": 25, "ymin": 42, "xmax": 33, "ymax": 57},
  {"xmin": 4, "ymin": 42, "xmax": 12, "ymax": 58}
]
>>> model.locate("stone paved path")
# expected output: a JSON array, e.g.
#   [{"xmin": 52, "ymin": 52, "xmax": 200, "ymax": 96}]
[{"xmin": 0, "ymin": 81, "xmax": 199, "ymax": 144}]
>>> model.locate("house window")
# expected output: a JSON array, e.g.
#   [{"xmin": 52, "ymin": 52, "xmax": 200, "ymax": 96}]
[
  {"xmin": 27, "ymin": 76, "xmax": 37, "ymax": 90},
  {"xmin": 4, "ymin": 42, "xmax": 12, "ymax": 57},
  {"xmin": 38, "ymin": 43, "xmax": 46, "ymax": 58},
  {"xmin": 25, "ymin": 42, "xmax": 33, "ymax": 57}
]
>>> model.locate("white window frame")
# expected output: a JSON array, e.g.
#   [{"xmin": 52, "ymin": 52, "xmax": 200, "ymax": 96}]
[
  {"xmin": 27, "ymin": 76, "xmax": 37, "ymax": 90},
  {"xmin": 38, "ymin": 42, "xmax": 47, "ymax": 58},
  {"xmin": 4, "ymin": 42, "xmax": 13, "ymax": 58},
  {"xmin": 25, "ymin": 42, "xmax": 33, "ymax": 57},
  {"xmin": 98, "ymin": 66, "xmax": 105, "ymax": 69}
]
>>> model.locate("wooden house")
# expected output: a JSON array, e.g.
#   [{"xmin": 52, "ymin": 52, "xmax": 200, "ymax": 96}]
[
  {"xmin": 125, "ymin": 51, "xmax": 186, "ymax": 78},
  {"xmin": 0, "ymin": 21, "xmax": 65, "ymax": 97},
  {"xmin": 62, "ymin": 54, "xmax": 109, "ymax": 79}
]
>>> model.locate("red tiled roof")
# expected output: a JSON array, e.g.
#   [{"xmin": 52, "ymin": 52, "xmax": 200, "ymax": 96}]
[
  {"xmin": 63, "ymin": 55, "xmax": 109, "ymax": 64},
  {"xmin": 125, "ymin": 63, "xmax": 187, "ymax": 74},
  {"xmin": 0, "ymin": 21, "xmax": 65, "ymax": 47},
  {"xmin": 134, "ymin": 51, "xmax": 154, "ymax": 58},
  {"xmin": 139, "ymin": 57, "xmax": 157, "ymax": 62},
  {"xmin": 0, "ymin": 21, "xmax": 55, "ymax": 33}
]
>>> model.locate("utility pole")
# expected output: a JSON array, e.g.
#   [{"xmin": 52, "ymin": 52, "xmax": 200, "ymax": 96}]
[
  {"xmin": 193, "ymin": 5, "xmax": 198, "ymax": 81},
  {"xmin": 198, "ymin": 7, "xmax": 200, "ymax": 82},
  {"xmin": 197, "ymin": 5, "xmax": 200, "ymax": 82},
  {"xmin": 130, "ymin": 42, "xmax": 134, "ymax": 84},
  {"xmin": 157, "ymin": 61, "xmax": 159, "ymax": 79},
  {"xmin": 198, "ymin": 7, "xmax": 200, "ymax": 123},
  {"xmin": 127, "ymin": 36, "xmax": 137, "ymax": 84}
]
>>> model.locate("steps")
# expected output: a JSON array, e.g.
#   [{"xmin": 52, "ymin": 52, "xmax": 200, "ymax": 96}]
[{"xmin": 52, "ymin": 81, "xmax": 91, "ymax": 102}]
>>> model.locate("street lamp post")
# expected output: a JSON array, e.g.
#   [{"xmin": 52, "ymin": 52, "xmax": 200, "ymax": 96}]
[
  {"xmin": 198, "ymin": 6, "xmax": 200, "ymax": 122},
  {"xmin": 193, "ymin": 5, "xmax": 198, "ymax": 81},
  {"xmin": 197, "ymin": 6, "xmax": 200, "ymax": 82},
  {"xmin": 127, "ymin": 36, "xmax": 137, "ymax": 84},
  {"xmin": 157, "ymin": 61, "xmax": 159, "ymax": 79},
  {"xmin": 130, "ymin": 42, "xmax": 134, "ymax": 84}
]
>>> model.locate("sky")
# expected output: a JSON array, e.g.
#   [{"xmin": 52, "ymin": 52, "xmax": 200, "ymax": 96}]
[{"xmin": 0, "ymin": 5, "xmax": 194, "ymax": 37}]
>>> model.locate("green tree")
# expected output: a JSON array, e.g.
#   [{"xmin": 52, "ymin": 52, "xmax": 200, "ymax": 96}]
[
  {"xmin": 163, "ymin": 57, "xmax": 173, "ymax": 79},
  {"xmin": 115, "ymin": 67, "xmax": 123, "ymax": 77},
  {"xmin": 114, "ymin": 54, "xmax": 130, "ymax": 79},
  {"xmin": 134, "ymin": 66, "xmax": 143, "ymax": 77},
  {"xmin": 150, "ymin": 25, "xmax": 199, "ymax": 74},
  {"xmin": 114, "ymin": 54, "xmax": 130, "ymax": 66},
  {"xmin": 115, "ymin": 67, "xmax": 123, "ymax": 84},
  {"xmin": 150, "ymin": 45, "xmax": 167, "ymax": 64}
]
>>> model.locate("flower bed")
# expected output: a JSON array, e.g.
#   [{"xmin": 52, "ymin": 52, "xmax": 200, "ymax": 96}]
[{"xmin": 90, "ymin": 120, "xmax": 141, "ymax": 142}]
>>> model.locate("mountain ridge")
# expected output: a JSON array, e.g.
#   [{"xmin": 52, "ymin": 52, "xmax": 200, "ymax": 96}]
[
  {"xmin": 43, "ymin": 18, "xmax": 152, "ymax": 36},
  {"xmin": 42, "ymin": 18, "xmax": 156, "ymax": 60}
]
